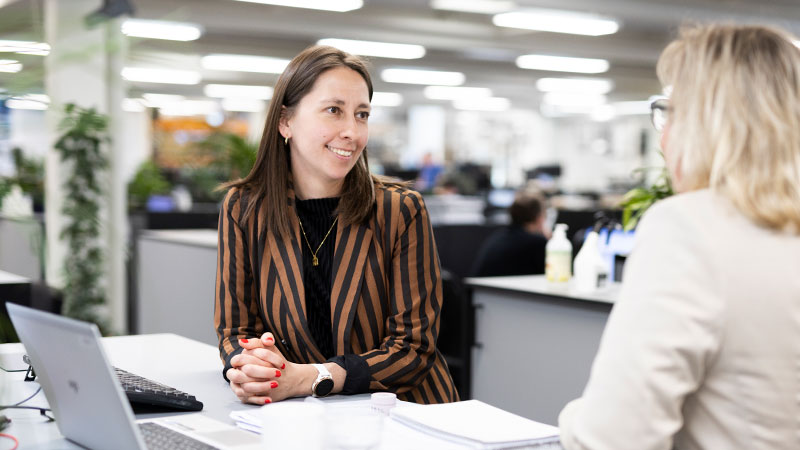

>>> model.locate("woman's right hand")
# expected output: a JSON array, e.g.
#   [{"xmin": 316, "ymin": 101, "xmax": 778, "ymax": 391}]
[{"xmin": 226, "ymin": 333, "xmax": 287, "ymax": 404}]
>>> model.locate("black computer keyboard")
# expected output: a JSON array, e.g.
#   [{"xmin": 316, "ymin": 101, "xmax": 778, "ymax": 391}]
[{"xmin": 115, "ymin": 367, "xmax": 204, "ymax": 412}]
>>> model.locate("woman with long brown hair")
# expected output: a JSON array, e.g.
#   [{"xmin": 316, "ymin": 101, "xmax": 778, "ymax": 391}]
[{"xmin": 214, "ymin": 45, "xmax": 457, "ymax": 404}]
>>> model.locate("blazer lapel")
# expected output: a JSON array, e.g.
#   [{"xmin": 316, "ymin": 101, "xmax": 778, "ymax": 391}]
[
  {"xmin": 267, "ymin": 185, "xmax": 325, "ymax": 362},
  {"xmin": 330, "ymin": 219, "xmax": 373, "ymax": 353}
]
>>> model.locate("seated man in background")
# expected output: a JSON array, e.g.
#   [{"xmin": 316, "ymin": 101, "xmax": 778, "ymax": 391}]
[{"xmin": 471, "ymin": 191, "xmax": 548, "ymax": 277}]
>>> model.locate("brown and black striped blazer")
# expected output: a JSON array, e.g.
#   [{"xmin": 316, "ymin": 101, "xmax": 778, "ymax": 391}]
[{"xmin": 214, "ymin": 182, "xmax": 458, "ymax": 404}]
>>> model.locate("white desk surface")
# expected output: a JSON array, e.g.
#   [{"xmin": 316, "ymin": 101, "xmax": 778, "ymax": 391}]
[
  {"xmin": 1, "ymin": 333, "xmax": 551, "ymax": 449},
  {"xmin": 465, "ymin": 274, "xmax": 621, "ymax": 305},
  {"xmin": 139, "ymin": 229, "xmax": 218, "ymax": 248},
  {"xmin": 0, "ymin": 270, "xmax": 30, "ymax": 284}
]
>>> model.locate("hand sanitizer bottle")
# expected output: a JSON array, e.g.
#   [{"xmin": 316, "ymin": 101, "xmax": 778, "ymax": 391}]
[
  {"xmin": 546, "ymin": 224, "xmax": 572, "ymax": 282},
  {"xmin": 574, "ymin": 229, "xmax": 609, "ymax": 292}
]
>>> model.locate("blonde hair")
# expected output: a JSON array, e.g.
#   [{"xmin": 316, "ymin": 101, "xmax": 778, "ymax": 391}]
[{"xmin": 656, "ymin": 24, "xmax": 800, "ymax": 233}]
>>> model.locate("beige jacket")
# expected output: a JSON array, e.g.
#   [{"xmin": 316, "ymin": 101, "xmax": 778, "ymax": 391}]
[{"xmin": 559, "ymin": 189, "xmax": 800, "ymax": 450}]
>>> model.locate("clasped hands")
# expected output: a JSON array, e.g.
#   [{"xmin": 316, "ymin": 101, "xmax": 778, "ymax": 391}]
[{"xmin": 226, "ymin": 332, "xmax": 309, "ymax": 404}]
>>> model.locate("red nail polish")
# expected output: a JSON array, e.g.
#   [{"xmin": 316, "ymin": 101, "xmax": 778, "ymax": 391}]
[
  {"xmin": 266, "ymin": 337, "xmax": 274, "ymax": 342},
  {"xmin": 270, "ymin": 381, "xmax": 278, "ymax": 388},
  {"xmin": 281, "ymin": 363, "xmax": 285, "ymax": 370},
  {"xmin": 240, "ymin": 338, "xmax": 248, "ymax": 343},
  {"xmin": 275, "ymin": 370, "xmax": 282, "ymax": 378},
  {"xmin": 264, "ymin": 398, "xmax": 271, "ymax": 404}
]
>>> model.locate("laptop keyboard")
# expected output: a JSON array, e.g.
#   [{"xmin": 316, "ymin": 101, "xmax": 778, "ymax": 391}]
[
  {"xmin": 139, "ymin": 422, "xmax": 219, "ymax": 450},
  {"xmin": 115, "ymin": 367, "xmax": 204, "ymax": 412}
]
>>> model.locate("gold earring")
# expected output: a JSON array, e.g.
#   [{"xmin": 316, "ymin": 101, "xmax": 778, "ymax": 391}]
[{"xmin": 284, "ymin": 136, "xmax": 289, "ymax": 145}]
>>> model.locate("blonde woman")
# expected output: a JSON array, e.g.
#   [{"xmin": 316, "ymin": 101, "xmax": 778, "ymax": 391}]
[{"xmin": 558, "ymin": 24, "xmax": 800, "ymax": 449}]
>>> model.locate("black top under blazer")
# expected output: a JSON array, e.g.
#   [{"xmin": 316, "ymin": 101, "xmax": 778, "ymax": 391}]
[{"xmin": 215, "ymin": 182, "xmax": 459, "ymax": 404}]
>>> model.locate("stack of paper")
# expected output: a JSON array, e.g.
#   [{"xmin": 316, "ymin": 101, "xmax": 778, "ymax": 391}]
[{"xmin": 389, "ymin": 400, "xmax": 560, "ymax": 449}]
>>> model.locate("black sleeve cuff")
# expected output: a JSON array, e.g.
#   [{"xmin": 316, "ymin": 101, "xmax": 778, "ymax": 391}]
[
  {"xmin": 222, "ymin": 346, "xmax": 245, "ymax": 383},
  {"xmin": 328, "ymin": 354, "xmax": 370, "ymax": 395}
]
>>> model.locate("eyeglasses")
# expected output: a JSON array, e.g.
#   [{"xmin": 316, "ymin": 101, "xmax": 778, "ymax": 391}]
[{"xmin": 650, "ymin": 97, "xmax": 670, "ymax": 132}]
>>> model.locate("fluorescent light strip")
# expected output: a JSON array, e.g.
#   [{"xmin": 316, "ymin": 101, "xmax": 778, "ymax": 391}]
[
  {"xmin": 494, "ymin": 9, "xmax": 619, "ymax": 36},
  {"xmin": 424, "ymin": 85, "xmax": 492, "ymax": 100},
  {"xmin": 543, "ymin": 92, "xmax": 606, "ymax": 107},
  {"xmin": 204, "ymin": 84, "xmax": 273, "ymax": 99},
  {"xmin": 517, "ymin": 54, "xmax": 609, "ymax": 74},
  {"xmin": 381, "ymin": 68, "xmax": 465, "ymax": 86},
  {"xmin": 536, "ymin": 77, "xmax": 614, "ymax": 94},
  {"xmin": 0, "ymin": 40, "xmax": 50, "ymax": 55},
  {"xmin": 430, "ymin": 0, "xmax": 516, "ymax": 14},
  {"xmin": 6, "ymin": 94, "xmax": 49, "ymax": 110},
  {"xmin": 453, "ymin": 97, "xmax": 511, "ymax": 111},
  {"xmin": 202, "ymin": 54, "xmax": 289, "ymax": 74},
  {"xmin": 122, "ymin": 67, "xmax": 201, "ymax": 85},
  {"xmin": 233, "ymin": 0, "xmax": 363, "ymax": 12},
  {"xmin": 222, "ymin": 98, "xmax": 266, "ymax": 112},
  {"xmin": 121, "ymin": 19, "xmax": 203, "ymax": 41},
  {"xmin": 317, "ymin": 38, "xmax": 425, "ymax": 59},
  {"xmin": 0, "ymin": 59, "xmax": 22, "ymax": 73},
  {"xmin": 371, "ymin": 92, "xmax": 403, "ymax": 107}
]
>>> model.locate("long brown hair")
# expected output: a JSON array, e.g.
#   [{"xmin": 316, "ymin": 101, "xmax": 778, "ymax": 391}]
[{"xmin": 225, "ymin": 45, "xmax": 388, "ymax": 239}]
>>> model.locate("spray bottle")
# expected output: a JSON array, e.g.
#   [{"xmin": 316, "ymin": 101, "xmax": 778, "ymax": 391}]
[{"xmin": 574, "ymin": 225, "xmax": 609, "ymax": 292}]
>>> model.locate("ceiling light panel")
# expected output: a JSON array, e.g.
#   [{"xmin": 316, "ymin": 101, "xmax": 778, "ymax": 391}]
[
  {"xmin": 381, "ymin": 68, "xmax": 465, "ymax": 86},
  {"xmin": 494, "ymin": 9, "xmax": 619, "ymax": 36},
  {"xmin": 317, "ymin": 38, "xmax": 425, "ymax": 59},
  {"xmin": 6, "ymin": 94, "xmax": 49, "ymax": 110},
  {"xmin": 0, "ymin": 59, "xmax": 22, "ymax": 73},
  {"xmin": 204, "ymin": 84, "xmax": 273, "ymax": 99},
  {"xmin": 517, "ymin": 54, "xmax": 609, "ymax": 74},
  {"xmin": 371, "ymin": 92, "xmax": 403, "ymax": 107},
  {"xmin": 536, "ymin": 78, "xmax": 614, "ymax": 94},
  {"xmin": 233, "ymin": 0, "xmax": 363, "ymax": 12},
  {"xmin": 121, "ymin": 19, "xmax": 203, "ymax": 41},
  {"xmin": 122, "ymin": 67, "xmax": 201, "ymax": 85},
  {"xmin": 430, "ymin": 0, "xmax": 516, "ymax": 14},
  {"xmin": 202, "ymin": 54, "xmax": 289, "ymax": 74},
  {"xmin": 542, "ymin": 92, "xmax": 606, "ymax": 107},
  {"xmin": 0, "ymin": 40, "xmax": 50, "ymax": 55}
]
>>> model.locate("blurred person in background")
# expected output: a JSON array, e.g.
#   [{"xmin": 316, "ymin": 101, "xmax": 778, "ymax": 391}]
[
  {"xmin": 471, "ymin": 190, "xmax": 548, "ymax": 277},
  {"xmin": 559, "ymin": 24, "xmax": 800, "ymax": 450},
  {"xmin": 215, "ymin": 45, "xmax": 457, "ymax": 406}
]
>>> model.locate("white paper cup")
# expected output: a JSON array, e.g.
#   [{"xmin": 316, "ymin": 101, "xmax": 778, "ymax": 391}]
[
  {"xmin": 324, "ymin": 406, "xmax": 384, "ymax": 450},
  {"xmin": 260, "ymin": 401, "xmax": 325, "ymax": 450}
]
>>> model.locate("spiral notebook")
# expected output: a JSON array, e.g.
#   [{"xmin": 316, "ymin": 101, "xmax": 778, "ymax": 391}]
[{"xmin": 389, "ymin": 400, "xmax": 561, "ymax": 449}]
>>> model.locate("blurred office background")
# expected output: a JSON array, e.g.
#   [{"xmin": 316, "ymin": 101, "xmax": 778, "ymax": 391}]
[{"xmin": 1, "ymin": 0, "xmax": 799, "ymax": 392}]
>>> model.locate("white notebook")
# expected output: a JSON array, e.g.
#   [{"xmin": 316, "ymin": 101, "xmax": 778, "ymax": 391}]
[{"xmin": 389, "ymin": 400, "xmax": 560, "ymax": 449}]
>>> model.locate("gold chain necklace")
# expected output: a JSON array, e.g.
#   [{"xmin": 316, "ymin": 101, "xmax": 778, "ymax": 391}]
[{"xmin": 297, "ymin": 216, "xmax": 338, "ymax": 267}]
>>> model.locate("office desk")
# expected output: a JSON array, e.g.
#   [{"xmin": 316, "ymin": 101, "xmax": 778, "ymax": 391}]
[
  {"xmin": 466, "ymin": 275, "xmax": 620, "ymax": 425},
  {"xmin": 2, "ymin": 333, "xmax": 556, "ymax": 449}
]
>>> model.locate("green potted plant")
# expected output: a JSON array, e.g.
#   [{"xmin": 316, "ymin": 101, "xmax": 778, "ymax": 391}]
[
  {"xmin": 127, "ymin": 160, "xmax": 172, "ymax": 211},
  {"xmin": 54, "ymin": 103, "xmax": 111, "ymax": 333},
  {"xmin": 620, "ymin": 158, "xmax": 674, "ymax": 231}
]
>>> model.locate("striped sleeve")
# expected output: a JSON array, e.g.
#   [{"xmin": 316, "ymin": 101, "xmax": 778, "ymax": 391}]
[
  {"xmin": 362, "ymin": 189, "xmax": 443, "ymax": 394},
  {"xmin": 214, "ymin": 188, "xmax": 263, "ymax": 379}
]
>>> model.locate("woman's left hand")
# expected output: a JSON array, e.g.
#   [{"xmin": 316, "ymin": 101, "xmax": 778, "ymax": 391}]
[{"xmin": 229, "ymin": 333, "xmax": 316, "ymax": 403}]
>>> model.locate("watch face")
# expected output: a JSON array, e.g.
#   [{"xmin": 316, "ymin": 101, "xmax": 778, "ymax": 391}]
[{"xmin": 315, "ymin": 377, "xmax": 334, "ymax": 397}]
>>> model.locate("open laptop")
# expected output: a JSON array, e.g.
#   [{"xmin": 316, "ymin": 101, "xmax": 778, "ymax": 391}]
[{"xmin": 7, "ymin": 303, "xmax": 262, "ymax": 450}]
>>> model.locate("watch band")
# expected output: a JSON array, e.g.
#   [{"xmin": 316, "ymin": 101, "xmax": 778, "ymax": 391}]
[
  {"xmin": 313, "ymin": 363, "xmax": 331, "ymax": 377},
  {"xmin": 312, "ymin": 364, "xmax": 334, "ymax": 398}
]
